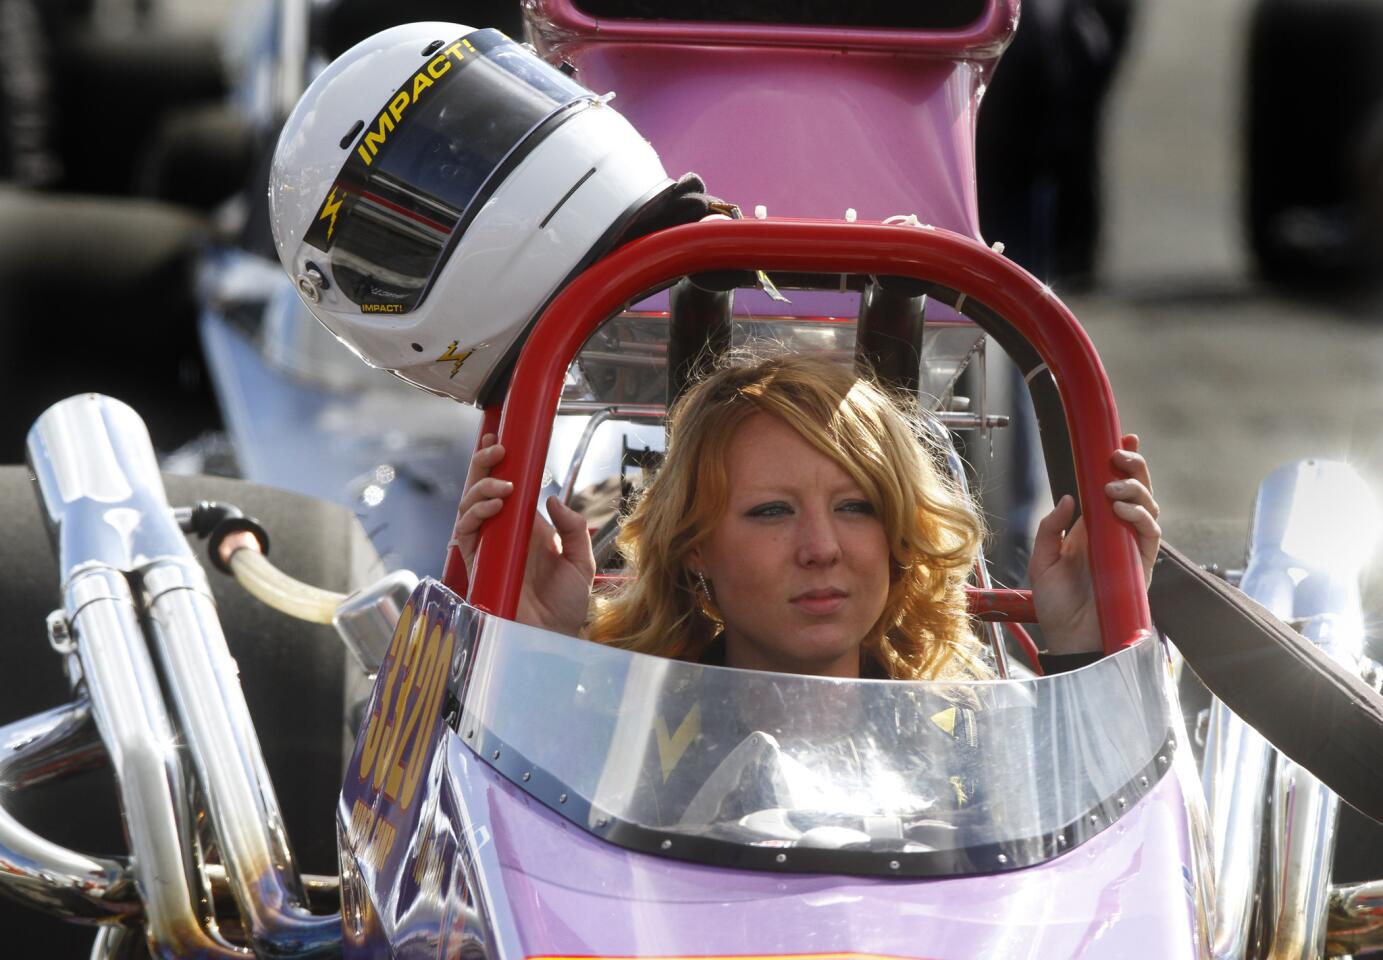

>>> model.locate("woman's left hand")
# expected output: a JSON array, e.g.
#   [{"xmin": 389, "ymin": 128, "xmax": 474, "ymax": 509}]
[{"xmin": 1028, "ymin": 434, "xmax": 1160, "ymax": 655}]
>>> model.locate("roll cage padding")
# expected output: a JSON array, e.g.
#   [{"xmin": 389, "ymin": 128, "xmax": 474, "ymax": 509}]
[
  {"xmin": 1150, "ymin": 542, "xmax": 1383, "ymax": 824},
  {"xmin": 462, "ymin": 218, "xmax": 1150, "ymax": 653}
]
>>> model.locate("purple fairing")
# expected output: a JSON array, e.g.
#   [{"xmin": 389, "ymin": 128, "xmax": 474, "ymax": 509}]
[
  {"xmin": 357, "ymin": 732, "xmax": 1206, "ymax": 960},
  {"xmin": 531, "ymin": 12, "xmax": 1000, "ymax": 321},
  {"xmin": 528, "ymin": 0, "xmax": 1016, "ymax": 242},
  {"xmin": 580, "ymin": 47, "xmax": 989, "ymax": 323},
  {"xmin": 479, "ymin": 743, "xmax": 1203, "ymax": 958},
  {"xmin": 572, "ymin": 47, "xmax": 986, "ymax": 237},
  {"xmin": 340, "ymin": 583, "xmax": 1209, "ymax": 960}
]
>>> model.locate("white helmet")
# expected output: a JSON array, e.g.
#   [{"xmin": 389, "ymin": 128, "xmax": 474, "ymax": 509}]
[{"xmin": 269, "ymin": 22, "xmax": 673, "ymax": 404}]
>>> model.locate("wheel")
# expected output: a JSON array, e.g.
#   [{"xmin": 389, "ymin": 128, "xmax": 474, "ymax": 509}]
[{"xmin": 1245, "ymin": 0, "xmax": 1383, "ymax": 286}]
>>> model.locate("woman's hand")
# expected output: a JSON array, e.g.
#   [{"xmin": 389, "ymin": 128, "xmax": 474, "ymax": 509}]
[
  {"xmin": 1028, "ymin": 434, "xmax": 1160, "ymax": 655},
  {"xmin": 451, "ymin": 434, "xmax": 596, "ymax": 636}
]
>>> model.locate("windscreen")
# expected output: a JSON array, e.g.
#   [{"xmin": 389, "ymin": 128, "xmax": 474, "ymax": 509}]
[
  {"xmin": 457, "ymin": 614, "xmax": 1176, "ymax": 877},
  {"xmin": 302, "ymin": 29, "xmax": 591, "ymax": 314}
]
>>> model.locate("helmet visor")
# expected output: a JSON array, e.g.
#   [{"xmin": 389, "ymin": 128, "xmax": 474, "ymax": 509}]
[{"xmin": 302, "ymin": 29, "xmax": 592, "ymax": 314}]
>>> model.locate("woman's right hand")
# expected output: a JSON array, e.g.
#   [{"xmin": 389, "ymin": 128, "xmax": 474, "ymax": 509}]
[{"xmin": 452, "ymin": 434, "xmax": 596, "ymax": 636}]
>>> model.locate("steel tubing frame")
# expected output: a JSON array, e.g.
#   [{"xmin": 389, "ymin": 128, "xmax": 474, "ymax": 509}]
[{"xmin": 462, "ymin": 219, "xmax": 1151, "ymax": 653}]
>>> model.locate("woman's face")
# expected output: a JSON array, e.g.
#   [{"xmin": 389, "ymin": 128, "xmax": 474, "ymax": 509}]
[{"xmin": 688, "ymin": 413, "xmax": 891, "ymax": 678}]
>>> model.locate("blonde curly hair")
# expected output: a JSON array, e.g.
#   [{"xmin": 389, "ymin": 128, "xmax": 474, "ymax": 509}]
[{"xmin": 586, "ymin": 353, "xmax": 988, "ymax": 680}]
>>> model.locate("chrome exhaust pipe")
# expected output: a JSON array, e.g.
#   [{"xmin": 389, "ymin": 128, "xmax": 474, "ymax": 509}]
[
  {"xmin": 0, "ymin": 697, "xmax": 135, "ymax": 920},
  {"xmin": 1240, "ymin": 460, "xmax": 1376, "ymax": 960},
  {"xmin": 1328, "ymin": 877, "xmax": 1383, "ymax": 955},
  {"xmin": 25, "ymin": 395, "xmax": 339, "ymax": 957},
  {"xmin": 1201, "ymin": 699, "xmax": 1273, "ymax": 959}
]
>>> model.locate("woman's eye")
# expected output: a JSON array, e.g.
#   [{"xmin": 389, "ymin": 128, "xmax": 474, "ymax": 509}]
[
  {"xmin": 839, "ymin": 500, "xmax": 876, "ymax": 516},
  {"xmin": 746, "ymin": 502, "xmax": 791, "ymax": 518}
]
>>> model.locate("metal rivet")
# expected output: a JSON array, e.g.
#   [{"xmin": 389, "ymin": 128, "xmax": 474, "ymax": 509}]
[
  {"xmin": 1157, "ymin": 755, "xmax": 1168, "ymax": 766},
  {"xmin": 595, "ymin": 817, "xmax": 609, "ymax": 828},
  {"xmin": 422, "ymin": 39, "xmax": 445, "ymax": 56},
  {"xmin": 1089, "ymin": 814, "xmax": 1100, "ymax": 825},
  {"xmin": 465, "ymin": 730, "xmax": 474, "ymax": 739},
  {"xmin": 521, "ymin": 771, "xmax": 531, "ymax": 782},
  {"xmin": 997, "ymin": 853, "xmax": 1009, "ymax": 865},
  {"xmin": 295, "ymin": 273, "xmax": 321, "ymax": 303},
  {"xmin": 1138, "ymin": 775, "xmax": 1149, "ymax": 787},
  {"xmin": 1057, "ymin": 834, "xmax": 1067, "ymax": 847},
  {"xmin": 888, "ymin": 860, "xmax": 900, "ymax": 871},
  {"xmin": 1117, "ymin": 796, "xmax": 1127, "ymax": 809},
  {"xmin": 660, "ymin": 840, "xmax": 672, "ymax": 850},
  {"xmin": 558, "ymin": 793, "xmax": 568, "ymax": 804},
  {"xmin": 492, "ymin": 749, "xmax": 501, "ymax": 760},
  {"xmin": 775, "ymin": 853, "xmax": 787, "ymax": 864}
]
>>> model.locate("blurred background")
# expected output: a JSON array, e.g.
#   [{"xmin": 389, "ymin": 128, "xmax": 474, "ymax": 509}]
[
  {"xmin": 5, "ymin": 0, "xmax": 1383, "ymax": 569},
  {"xmin": 5, "ymin": 0, "xmax": 1383, "ymax": 951}
]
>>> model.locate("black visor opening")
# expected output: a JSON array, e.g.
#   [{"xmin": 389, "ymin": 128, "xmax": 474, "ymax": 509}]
[{"xmin": 304, "ymin": 29, "xmax": 594, "ymax": 314}]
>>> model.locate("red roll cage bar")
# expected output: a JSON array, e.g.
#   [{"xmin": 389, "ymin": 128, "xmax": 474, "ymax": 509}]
[{"xmin": 451, "ymin": 217, "xmax": 1152, "ymax": 656}]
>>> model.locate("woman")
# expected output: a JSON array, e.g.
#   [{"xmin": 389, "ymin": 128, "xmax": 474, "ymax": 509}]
[{"xmin": 453, "ymin": 354, "xmax": 1159, "ymax": 679}]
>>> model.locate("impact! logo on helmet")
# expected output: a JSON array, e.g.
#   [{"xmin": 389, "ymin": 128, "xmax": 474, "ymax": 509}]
[{"xmin": 268, "ymin": 21, "xmax": 673, "ymax": 406}]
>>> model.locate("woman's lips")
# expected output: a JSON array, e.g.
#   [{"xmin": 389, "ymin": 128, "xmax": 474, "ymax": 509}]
[{"xmin": 790, "ymin": 589, "xmax": 847, "ymax": 615}]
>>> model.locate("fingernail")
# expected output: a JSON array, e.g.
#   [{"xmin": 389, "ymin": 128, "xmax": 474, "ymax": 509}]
[{"xmin": 1106, "ymin": 480, "xmax": 1125, "ymax": 492}]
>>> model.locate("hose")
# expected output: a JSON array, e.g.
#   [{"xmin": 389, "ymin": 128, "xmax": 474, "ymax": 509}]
[
  {"xmin": 176, "ymin": 499, "xmax": 347, "ymax": 624},
  {"xmin": 226, "ymin": 548, "xmax": 345, "ymax": 625}
]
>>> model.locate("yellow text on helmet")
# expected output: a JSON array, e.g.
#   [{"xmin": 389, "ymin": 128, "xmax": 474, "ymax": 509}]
[{"xmin": 355, "ymin": 39, "xmax": 476, "ymax": 167}]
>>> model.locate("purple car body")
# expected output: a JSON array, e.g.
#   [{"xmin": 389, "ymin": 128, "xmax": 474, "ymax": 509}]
[
  {"xmin": 337, "ymin": 3, "xmax": 1212, "ymax": 957},
  {"xmin": 340, "ymin": 575, "xmax": 1207, "ymax": 960}
]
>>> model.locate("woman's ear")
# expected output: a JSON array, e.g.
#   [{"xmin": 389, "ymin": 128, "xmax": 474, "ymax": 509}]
[{"xmin": 685, "ymin": 545, "xmax": 703, "ymax": 572}]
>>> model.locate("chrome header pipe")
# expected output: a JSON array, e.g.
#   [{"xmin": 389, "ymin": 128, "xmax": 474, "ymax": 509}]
[
  {"xmin": 28, "ymin": 395, "xmax": 339, "ymax": 957},
  {"xmin": 1243, "ymin": 460, "xmax": 1376, "ymax": 960},
  {"xmin": 0, "ymin": 697, "xmax": 135, "ymax": 920},
  {"xmin": 1328, "ymin": 877, "xmax": 1383, "ymax": 955}
]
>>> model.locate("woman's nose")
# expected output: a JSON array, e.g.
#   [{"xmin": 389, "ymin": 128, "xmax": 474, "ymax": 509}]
[{"xmin": 795, "ymin": 511, "xmax": 843, "ymax": 567}]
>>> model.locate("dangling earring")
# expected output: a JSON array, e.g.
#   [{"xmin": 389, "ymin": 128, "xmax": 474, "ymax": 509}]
[
  {"xmin": 691, "ymin": 570, "xmax": 724, "ymax": 635},
  {"xmin": 694, "ymin": 570, "xmax": 712, "ymax": 599}
]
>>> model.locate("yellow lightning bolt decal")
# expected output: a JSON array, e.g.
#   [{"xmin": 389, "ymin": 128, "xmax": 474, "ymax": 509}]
[
  {"xmin": 437, "ymin": 341, "xmax": 475, "ymax": 378},
  {"xmin": 318, "ymin": 188, "xmax": 345, "ymax": 241}
]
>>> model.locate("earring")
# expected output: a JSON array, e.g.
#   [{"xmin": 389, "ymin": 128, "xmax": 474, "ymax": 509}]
[
  {"xmin": 691, "ymin": 570, "xmax": 723, "ymax": 635},
  {"xmin": 694, "ymin": 570, "xmax": 712, "ymax": 599}
]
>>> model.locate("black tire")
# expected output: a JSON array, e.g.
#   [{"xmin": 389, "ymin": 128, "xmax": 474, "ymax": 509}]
[
  {"xmin": 0, "ymin": 464, "xmax": 385, "ymax": 954},
  {"xmin": 0, "ymin": 188, "xmax": 220, "ymax": 459},
  {"xmin": 1245, "ymin": 0, "xmax": 1383, "ymax": 286}
]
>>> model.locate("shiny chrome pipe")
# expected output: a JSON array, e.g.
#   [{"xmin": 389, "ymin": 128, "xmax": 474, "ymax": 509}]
[
  {"xmin": 28, "ymin": 394, "xmax": 340, "ymax": 957},
  {"xmin": 1200, "ymin": 699, "xmax": 1273, "ymax": 959},
  {"xmin": 140, "ymin": 559, "xmax": 340, "ymax": 956},
  {"xmin": 1328, "ymin": 877, "xmax": 1383, "ymax": 955},
  {"xmin": 65, "ymin": 563, "xmax": 244, "ymax": 958},
  {"xmin": 1236, "ymin": 461, "xmax": 1376, "ymax": 960},
  {"xmin": 0, "ymin": 697, "xmax": 136, "ymax": 920},
  {"xmin": 560, "ymin": 406, "xmax": 618, "ymax": 505}
]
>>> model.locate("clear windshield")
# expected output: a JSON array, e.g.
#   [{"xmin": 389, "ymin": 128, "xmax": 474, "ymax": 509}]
[{"xmin": 457, "ymin": 611, "xmax": 1175, "ymax": 877}]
